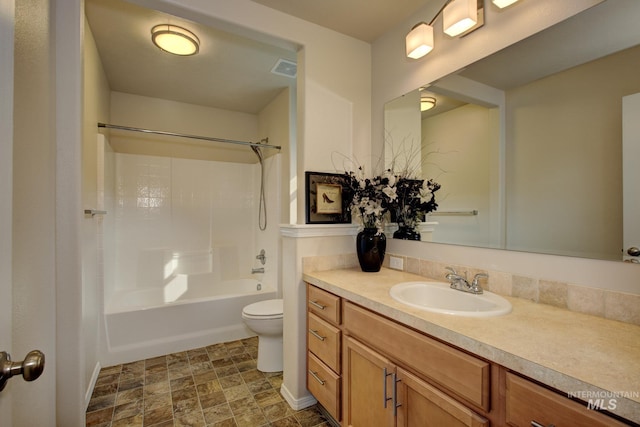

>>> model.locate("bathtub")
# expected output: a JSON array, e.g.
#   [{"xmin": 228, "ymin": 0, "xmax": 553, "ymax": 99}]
[{"xmin": 103, "ymin": 273, "xmax": 276, "ymax": 364}]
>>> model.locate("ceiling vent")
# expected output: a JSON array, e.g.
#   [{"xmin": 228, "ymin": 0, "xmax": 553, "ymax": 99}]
[{"xmin": 271, "ymin": 58, "xmax": 297, "ymax": 78}]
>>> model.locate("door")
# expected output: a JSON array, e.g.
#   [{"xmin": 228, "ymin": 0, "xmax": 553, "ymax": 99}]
[
  {"xmin": 623, "ymin": 93, "xmax": 640, "ymax": 263},
  {"xmin": 1, "ymin": 0, "xmax": 63, "ymax": 424},
  {"xmin": 0, "ymin": 0, "xmax": 15, "ymax": 420},
  {"xmin": 395, "ymin": 367, "xmax": 488, "ymax": 427},
  {"xmin": 343, "ymin": 336, "xmax": 395, "ymax": 427}
]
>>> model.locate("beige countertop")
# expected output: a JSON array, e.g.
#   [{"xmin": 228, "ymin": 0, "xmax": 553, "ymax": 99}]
[{"xmin": 303, "ymin": 267, "xmax": 640, "ymax": 423}]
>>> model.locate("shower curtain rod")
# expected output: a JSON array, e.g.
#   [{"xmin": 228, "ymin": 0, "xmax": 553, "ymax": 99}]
[{"xmin": 97, "ymin": 123, "xmax": 281, "ymax": 150}]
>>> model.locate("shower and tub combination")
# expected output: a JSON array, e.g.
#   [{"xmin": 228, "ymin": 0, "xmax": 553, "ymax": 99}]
[{"xmin": 96, "ymin": 126, "xmax": 283, "ymax": 366}]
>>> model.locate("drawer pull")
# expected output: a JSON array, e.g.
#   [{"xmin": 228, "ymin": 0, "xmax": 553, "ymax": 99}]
[
  {"xmin": 308, "ymin": 370, "xmax": 325, "ymax": 386},
  {"xmin": 383, "ymin": 368, "xmax": 393, "ymax": 408},
  {"xmin": 531, "ymin": 422, "xmax": 555, "ymax": 427},
  {"xmin": 308, "ymin": 329, "xmax": 326, "ymax": 341},
  {"xmin": 393, "ymin": 373, "xmax": 402, "ymax": 416},
  {"xmin": 309, "ymin": 300, "xmax": 326, "ymax": 310}
]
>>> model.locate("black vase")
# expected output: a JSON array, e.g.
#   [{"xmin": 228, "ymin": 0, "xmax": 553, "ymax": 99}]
[
  {"xmin": 356, "ymin": 228, "xmax": 386, "ymax": 272},
  {"xmin": 393, "ymin": 225, "xmax": 421, "ymax": 241}
]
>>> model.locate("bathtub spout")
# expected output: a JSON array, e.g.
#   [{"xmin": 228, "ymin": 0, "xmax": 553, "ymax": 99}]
[{"xmin": 251, "ymin": 267, "xmax": 264, "ymax": 274}]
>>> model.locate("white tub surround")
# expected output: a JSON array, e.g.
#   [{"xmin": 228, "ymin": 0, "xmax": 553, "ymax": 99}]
[{"xmin": 303, "ymin": 267, "xmax": 640, "ymax": 424}]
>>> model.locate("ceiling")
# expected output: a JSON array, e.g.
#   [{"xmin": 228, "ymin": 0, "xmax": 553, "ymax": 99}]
[
  {"xmin": 85, "ymin": 0, "xmax": 433, "ymax": 116},
  {"xmin": 250, "ymin": 0, "xmax": 431, "ymax": 43}
]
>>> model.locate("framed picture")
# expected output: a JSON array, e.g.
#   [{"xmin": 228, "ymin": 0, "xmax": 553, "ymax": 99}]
[{"xmin": 305, "ymin": 171, "xmax": 352, "ymax": 224}]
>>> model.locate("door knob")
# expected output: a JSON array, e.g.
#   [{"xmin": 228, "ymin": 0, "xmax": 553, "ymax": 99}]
[
  {"xmin": 627, "ymin": 246, "xmax": 640, "ymax": 257},
  {"xmin": 0, "ymin": 350, "xmax": 45, "ymax": 392}
]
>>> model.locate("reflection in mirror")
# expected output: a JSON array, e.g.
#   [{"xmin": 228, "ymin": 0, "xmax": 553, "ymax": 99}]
[{"xmin": 384, "ymin": 0, "xmax": 640, "ymax": 261}]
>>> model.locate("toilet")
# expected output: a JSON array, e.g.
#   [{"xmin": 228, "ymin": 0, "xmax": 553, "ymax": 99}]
[{"xmin": 242, "ymin": 298, "xmax": 283, "ymax": 372}]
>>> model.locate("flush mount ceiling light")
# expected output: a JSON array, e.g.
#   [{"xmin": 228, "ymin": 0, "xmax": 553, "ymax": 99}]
[
  {"xmin": 421, "ymin": 96, "xmax": 437, "ymax": 111},
  {"xmin": 151, "ymin": 24, "xmax": 199, "ymax": 56},
  {"xmin": 406, "ymin": 22, "xmax": 434, "ymax": 59},
  {"xmin": 492, "ymin": 0, "xmax": 519, "ymax": 8},
  {"xmin": 443, "ymin": 0, "xmax": 482, "ymax": 37}
]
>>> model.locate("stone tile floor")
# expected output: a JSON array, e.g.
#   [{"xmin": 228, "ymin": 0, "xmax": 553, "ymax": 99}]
[{"xmin": 86, "ymin": 337, "xmax": 329, "ymax": 426}]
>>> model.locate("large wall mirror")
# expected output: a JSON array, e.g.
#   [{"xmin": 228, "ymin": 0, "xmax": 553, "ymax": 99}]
[{"xmin": 384, "ymin": 0, "xmax": 640, "ymax": 262}]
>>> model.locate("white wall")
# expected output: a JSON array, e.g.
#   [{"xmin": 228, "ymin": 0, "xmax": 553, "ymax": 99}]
[
  {"xmin": 82, "ymin": 14, "xmax": 111, "ymax": 404},
  {"xmin": 259, "ymin": 87, "xmax": 291, "ymax": 224},
  {"xmin": 110, "ymin": 92, "xmax": 260, "ymax": 163}
]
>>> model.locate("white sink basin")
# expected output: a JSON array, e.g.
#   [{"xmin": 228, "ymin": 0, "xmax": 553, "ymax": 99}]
[{"xmin": 389, "ymin": 281, "xmax": 512, "ymax": 317}]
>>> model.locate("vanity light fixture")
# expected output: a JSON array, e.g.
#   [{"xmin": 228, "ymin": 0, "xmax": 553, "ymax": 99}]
[
  {"xmin": 151, "ymin": 24, "xmax": 200, "ymax": 56},
  {"xmin": 492, "ymin": 0, "xmax": 519, "ymax": 8},
  {"xmin": 406, "ymin": 0, "xmax": 484, "ymax": 60},
  {"xmin": 406, "ymin": 22, "xmax": 434, "ymax": 59},
  {"xmin": 443, "ymin": 0, "xmax": 482, "ymax": 37},
  {"xmin": 421, "ymin": 96, "xmax": 436, "ymax": 111}
]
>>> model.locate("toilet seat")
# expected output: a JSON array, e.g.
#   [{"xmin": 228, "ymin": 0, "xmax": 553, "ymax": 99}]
[{"xmin": 242, "ymin": 299, "xmax": 283, "ymax": 320}]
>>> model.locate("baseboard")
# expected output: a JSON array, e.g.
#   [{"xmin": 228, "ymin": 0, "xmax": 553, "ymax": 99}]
[
  {"xmin": 85, "ymin": 361, "xmax": 102, "ymax": 410},
  {"xmin": 280, "ymin": 384, "xmax": 317, "ymax": 410},
  {"xmin": 315, "ymin": 403, "xmax": 341, "ymax": 427}
]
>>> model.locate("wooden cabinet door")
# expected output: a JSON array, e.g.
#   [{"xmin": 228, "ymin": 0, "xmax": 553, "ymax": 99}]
[
  {"xmin": 396, "ymin": 367, "xmax": 489, "ymax": 427},
  {"xmin": 343, "ymin": 336, "xmax": 395, "ymax": 427}
]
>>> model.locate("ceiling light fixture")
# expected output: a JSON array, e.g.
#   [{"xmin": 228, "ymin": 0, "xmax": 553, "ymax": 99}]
[
  {"xmin": 421, "ymin": 96, "xmax": 437, "ymax": 111},
  {"xmin": 151, "ymin": 24, "xmax": 200, "ymax": 56},
  {"xmin": 492, "ymin": 0, "xmax": 519, "ymax": 8}
]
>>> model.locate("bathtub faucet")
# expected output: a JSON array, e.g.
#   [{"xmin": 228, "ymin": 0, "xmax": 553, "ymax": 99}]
[
  {"xmin": 251, "ymin": 267, "xmax": 265, "ymax": 274},
  {"xmin": 256, "ymin": 249, "xmax": 266, "ymax": 265}
]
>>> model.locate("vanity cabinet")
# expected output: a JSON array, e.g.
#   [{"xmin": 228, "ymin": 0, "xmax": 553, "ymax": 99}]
[
  {"xmin": 342, "ymin": 301, "xmax": 490, "ymax": 427},
  {"xmin": 306, "ymin": 284, "xmax": 342, "ymax": 421},
  {"xmin": 305, "ymin": 282, "xmax": 634, "ymax": 426}
]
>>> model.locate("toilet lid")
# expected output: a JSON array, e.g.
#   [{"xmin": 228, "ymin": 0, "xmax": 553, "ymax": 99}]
[{"xmin": 243, "ymin": 299, "xmax": 283, "ymax": 317}]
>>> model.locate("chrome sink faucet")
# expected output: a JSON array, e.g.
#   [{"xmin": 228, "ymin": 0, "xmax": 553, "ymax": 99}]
[{"xmin": 445, "ymin": 267, "xmax": 487, "ymax": 295}]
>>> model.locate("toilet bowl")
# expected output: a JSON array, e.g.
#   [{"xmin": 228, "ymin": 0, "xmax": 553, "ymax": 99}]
[{"xmin": 242, "ymin": 298, "xmax": 283, "ymax": 372}]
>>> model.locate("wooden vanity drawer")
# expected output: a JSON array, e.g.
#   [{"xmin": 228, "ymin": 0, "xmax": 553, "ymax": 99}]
[
  {"xmin": 344, "ymin": 302, "xmax": 490, "ymax": 411},
  {"xmin": 505, "ymin": 372, "xmax": 628, "ymax": 427},
  {"xmin": 307, "ymin": 352, "xmax": 340, "ymax": 421},
  {"xmin": 308, "ymin": 312, "xmax": 341, "ymax": 373},
  {"xmin": 307, "ymin": 284, "xmax": 341, "ymax": 325}
]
